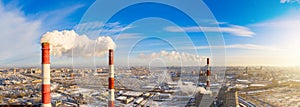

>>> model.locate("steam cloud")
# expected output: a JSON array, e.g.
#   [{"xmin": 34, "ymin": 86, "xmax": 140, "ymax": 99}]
[
  {"xmin": 139, "ymin": 50, "xmax": 206, "ymax": 62},
  {"xmin": 40, "ymin": 30, "xmax": 115, "ymax": 57},
  {"xmin": 177, "ymin": 80, "xmax": 211, "ymax": 94},
  {"xmin": 177, "ymin": 80, "xmax": 196, "ymax": 94}
]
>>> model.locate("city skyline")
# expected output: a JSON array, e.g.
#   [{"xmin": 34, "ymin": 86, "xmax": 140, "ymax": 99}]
[{"xmin": 0, "ymin": 0, "xmax": 300, "ymax": 67}]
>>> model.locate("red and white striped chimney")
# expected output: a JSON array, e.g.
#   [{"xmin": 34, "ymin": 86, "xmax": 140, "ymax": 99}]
[
  {"xmin": 41, "ymin": 42, "xmax": 51, "ymax": 107},
  {"xmin": 206, "ymin": 58, "xmax": 210, "ymax": 90},
  {"xmin": 108, "ymin": 49, "xmax": 115, "ymax": 107}
]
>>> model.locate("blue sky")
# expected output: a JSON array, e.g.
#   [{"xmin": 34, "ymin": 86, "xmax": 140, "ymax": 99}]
[{"xmin": 0, "ymin": 0, "xmax": 300, "ymax": 67}]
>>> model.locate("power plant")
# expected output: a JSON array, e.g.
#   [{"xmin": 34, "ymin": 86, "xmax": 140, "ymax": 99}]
[
  {"xmin": 1, "ymin": 0, "xmax": 299, "ymax": 106},
  {"xmin": 0, "ymin": 45, "xmax": 293, "ymax": 107},
  {"xmin": 39, "ymin": 45, "xmax": 217, "ymax": 106},
  {"xmin": 0, "ymin": 41, "xmax": 283, "ymax": 107},
  {"xmin": 41, "ymin": 42, "xmax": 51, "ymax": 107}
]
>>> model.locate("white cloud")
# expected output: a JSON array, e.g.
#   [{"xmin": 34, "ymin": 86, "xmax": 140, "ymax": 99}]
[
  {"xmin": 40, "ymin": 30, "xmax": 116, "ymax": 57},
  {"xmin": 0, "ymin": 2, "xmax": 85, "ymax": 66},
  {"xmin": 226, "ymin": 44, "xmax": 280, "ymax": 50},
  {"xmin": 37, "ymin": 4, "xmax": 84, "ymax": 29},
  {"xmin": 280, "ymin": 0, "xmax": 300, "ymax": 4},
  {"xmin": 0, "ymin": 2, "xmax": 42, "ymax": 66},
  {"xmin": 210, "ymin": 21, "xmax": 228, "ymax": 25},
  {"xmin": 165, "ymin": 24, "xmax": 255, "ymax": 37},
  {"xmin": 75, "ymin": 21, "xmax": 138, "ymax": 42},
  {"xmin": 75, "ymin": 21, "xmax": 134, "ymax": 37},
  {"xmin": 139, "ymin": 50, "xmax": 207, "ymax": 62},
  {"xmin": 75, "ymin": 21, "xmax": 104, "ymax": 31},
  {"xmin": 115, "ymin": 33, "xmax": 141, "ymax": 40},
  {"xmin": 101, "ymin": 22, "xmax": 133, "ymax": 35},
  {"xmin": 185, "ymin": 44, "xmax": 280, "ymax": 51}
]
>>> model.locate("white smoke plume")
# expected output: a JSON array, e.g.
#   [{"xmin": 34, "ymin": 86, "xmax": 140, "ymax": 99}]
[
  {"xmin": 148, "ymin": 101, "xmax": 159, "ymax": 107},
  {"xmin": 177, "ymin": 80, "xmax": 211, "ymax": 95},
  {"xmin": 139, "ymin": 50, "xmax": 206, "ymax": 62},
  {"xmin": 177, "ymin": 80, "xmax": 196, "ymax": 94},
  {"xmin": 196, "ymin": 87, "xmax": 211, "ymax": 94},
  {"xmin": 40, "ymin": 30, "xmax": 115, "ymax": 57}
]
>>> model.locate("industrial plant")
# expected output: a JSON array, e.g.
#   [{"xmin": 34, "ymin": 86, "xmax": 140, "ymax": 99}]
[{"xmin": 0, "ymin": 42, "xmax": 298, "ymax": 107}]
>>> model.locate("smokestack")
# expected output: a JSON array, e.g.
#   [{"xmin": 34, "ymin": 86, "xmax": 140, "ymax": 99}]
[
  {"xmin": 41, "ymin": 42, "xmax": 51, "ymax": 107},
  {"xmin": 108, "ymin": 49, "xmax": 115, "ymax": 107},
  {"xmin": 206, "ymin": 58, "xmax": 210, "ymax": 90}
]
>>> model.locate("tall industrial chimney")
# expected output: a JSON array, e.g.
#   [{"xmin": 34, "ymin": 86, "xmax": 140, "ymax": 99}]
[
  {"xmin": 41, "ymin": 42, "xmax": 51, "ymax": 107},
  {"xmin": 206, "ymin": 58, "xmax": 210, "ymax": 90},
  {"xmin": 108, "ymin": 49, "xmax": 115, "ymax": 107}
]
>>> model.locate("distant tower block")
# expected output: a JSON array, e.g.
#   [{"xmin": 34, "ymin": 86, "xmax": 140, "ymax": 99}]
[
  {"xmin": 245, "ymin": 67, "xmax": 248, "ymax": 74},
  {"xmin": 206, "ymin": 58, "xmax": 210, "ymax": 90},
  {"xmin": 41, "ymin": 42, "xmax": 51, "ymax": 107},
  {"xmin": 108, "ymin": 49, "xmax": 115, "ymax": 107},
  {"xmin": 199, "ymin": 71, "xmax": 206, "ymax": 86}
]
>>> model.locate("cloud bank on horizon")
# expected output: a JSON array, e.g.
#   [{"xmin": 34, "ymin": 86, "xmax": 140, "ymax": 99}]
[
  {"xmin": 165, "ymin": 24, "xmax": 255, "ymax": 37},
  {"xmin": 139, "ymin": 50, "xmax": 207, "ymax": 62}
]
